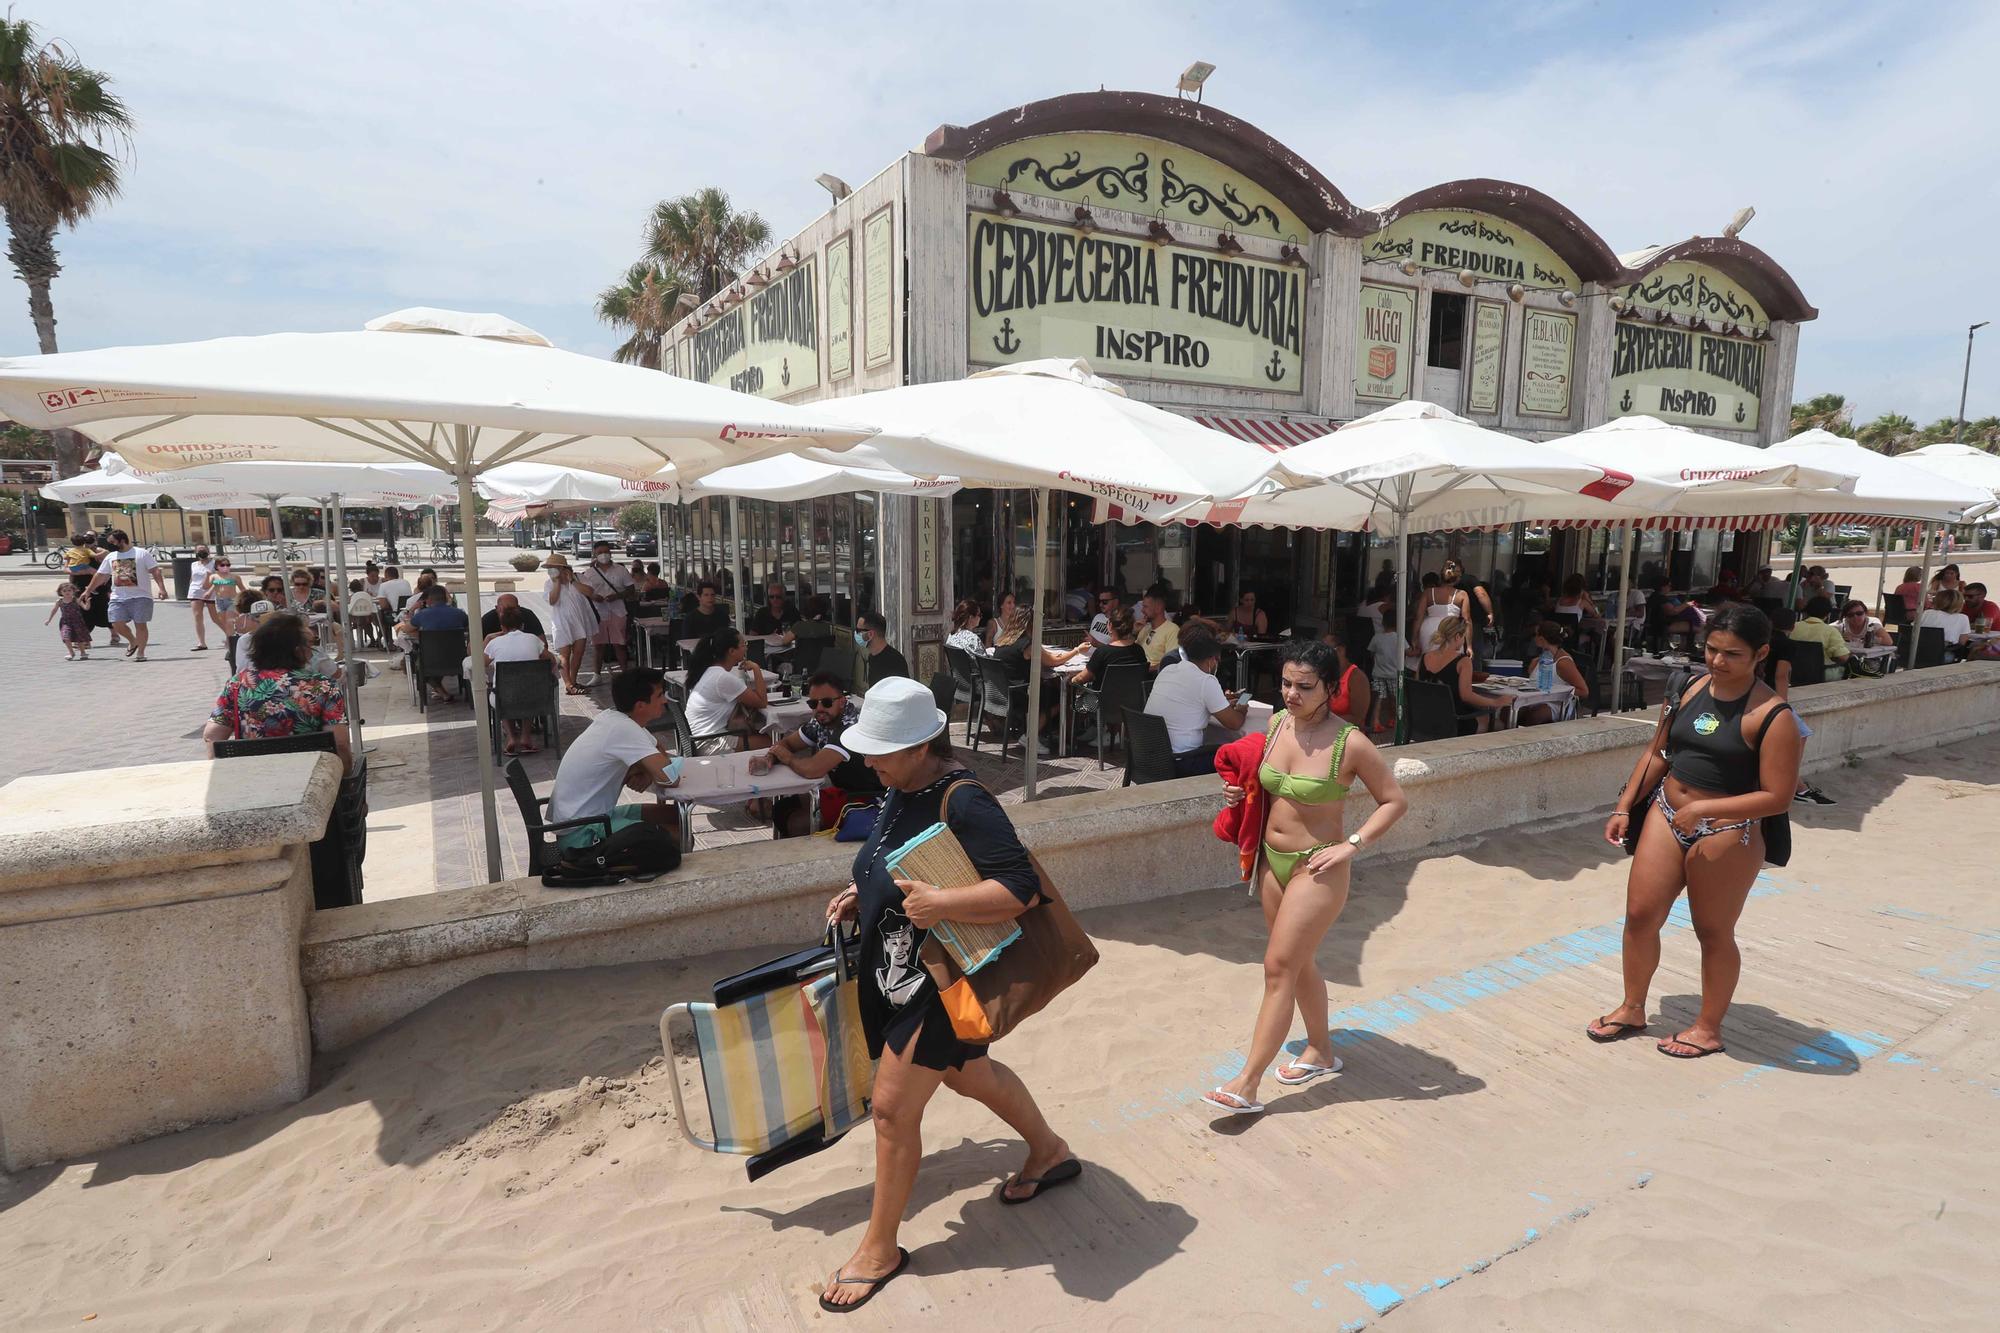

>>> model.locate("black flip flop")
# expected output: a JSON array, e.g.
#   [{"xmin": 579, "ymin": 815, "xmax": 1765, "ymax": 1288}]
[
  {"xmin": 819, "ymin": 1247, "xmax": 909, "ymax": 1313},
  {"xmin": 1586, "ymin": 1017, "xmax": 1647, "ymax": 1043},
  {"xmin": 999, "ymin": 1157, "xmax": 1083, "ymax": 1205},
  {"xmin": 1657, "ymin": 1032, "xmax": 1725, "ymax": 1059}
]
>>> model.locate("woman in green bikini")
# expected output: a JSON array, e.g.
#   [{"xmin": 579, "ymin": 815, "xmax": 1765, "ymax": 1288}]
[{"xmin": 1206, "ymin": 639, "xmax": 1407, "ymax": 1115}]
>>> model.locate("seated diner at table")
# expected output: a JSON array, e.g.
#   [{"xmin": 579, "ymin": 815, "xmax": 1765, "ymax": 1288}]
[
  {"xmin": 1959, "ymin": 582, "xmax": 1996, "ymax": 633},
  {"xmin": 1417, "ymin": 617, "xmax": 1499, "ymax": 733},
  {"xmin": 481, "ymin": 604, "xmax": 558, "ymax": 755},
  {"xmin": 991, "ymin": 605, "xmax": 1080, "ymax": 752},
  {"xmin": 479, "ymin": 591, "xmax": 546, "ymax": 640},
  {"xmin": 682, "ymin": 580, "xmax": 732, "ymax": 639},
  {"xmin": 748, "ymin": 581, "xmax": 797, "ymax": 636},
  {"xmin": 1787, "ymin": 596, "xmax": 1852, "ymax": 671},
  {"xmin": 1918, "ymin": 589, "xmax": 1971, "ymax": 658},
  {"xmin": 1518, "ymin": 621, "xmax": 1591, "ymax": 726},
  {"xmin": 1224, "ymin": 588, "xmax": 1271, "ymax": 638},
  {"xmin": 546, "ymin": 666, "xmax": 682, "ymax": 854},
  {"xmin": 683, "ymin": 628, "xmax": 769, "ymax": 752},
  {"xmin": 1135, "ymin": 585, "xmax": 1181, "ymax": 670},
  {"xmin": 1553, "ymin": 573, "xmax": 1601, "ymax": 626},
  {"xmin": 1313, "ymin": 626, "xmax": 1371, "ymax": 729},
  {"xmin": 1646, "ymin": 576, "xmax": 1703, "ymax": 645},
  {"xmin": 785, "ymin": 594, "xmax": 836, "ymax": 653},
  {"xmin": 202, "ymin": 612, "xmax": 354, "ymax": 774},
  {"xmin": 1836, "ymin": 599, "xmax": 1889, "ymax": 650},
  {"xmin": 766, "ymin": 671, "xmax": 882, "ymax": 836},
  {"xmin": 858, "ymin": 610, "xmax": 912, "ymax": 688},
  {"xmin": 1087, "ymin": 586, "xmax": 1118, "ymax": 644},
  {"xmin": 945, "ymin": 598, "xmax": 986, "ymax": 654},
  {"xmin": 1893, "ymin": 566, "xmax": 1924, "ymax": 618},
  {"xmin": 1144, "ymin": 626, "xmax": 1248, "ymax": 776},
  {"xmin": 983, "ymin": 590, "xmax": 1018, "ymax": 649}
]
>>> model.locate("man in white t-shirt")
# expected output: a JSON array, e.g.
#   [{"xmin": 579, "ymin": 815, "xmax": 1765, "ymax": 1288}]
[
  {"xmin": 1088, "ymin": 587, "xmax": 1117, "ymax": 645},
  {"xmin": 374, "ymin": 566, "xmax": 415, "ymax": 614},
  {"xmin": 547, "ymin": 667, "xmax": 681, "ymax": 850},
  {"xmin": 1143, "ymin": 627, "xmax": 1248, "ymax": 777},
  {"xmin": 83, "ymin": 529, "xmax": 168, "ymax": 661},
  {"xmin": 470, "ymin": 604, "xmax": 558, "ymax": 754},
  {"xmin": 685, "ymin": 657, "xmax": 751, "ymax": 749}
]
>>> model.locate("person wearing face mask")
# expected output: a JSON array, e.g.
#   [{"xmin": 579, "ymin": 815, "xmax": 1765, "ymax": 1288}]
[
  {"xmin": 856, "ymin": 610, "xmax": 910, "ymax": 688},
  {"xmin": 580, "ymin": 540, "xmax": 635, "ymax": 678}
]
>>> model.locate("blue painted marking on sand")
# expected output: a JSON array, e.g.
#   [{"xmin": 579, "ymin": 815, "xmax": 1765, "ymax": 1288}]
[
  {"xmin": 1344, "ymin": 1281, "xmax": 1404, "ymax": 1315},
  {"xmin": 1528, "ymin": 1191, "xmax": 1552, "ymax": 1204},
  {"xmin": 1339, "ymin": 1321, "xmax": 1369, "ymax": 1333},
  {"xmin": 1293, "ymin": 1280, "xmax": 1312, "ymax": 1295}
]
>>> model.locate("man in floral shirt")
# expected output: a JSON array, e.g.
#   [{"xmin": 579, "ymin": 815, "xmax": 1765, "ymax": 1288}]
[
  {"xmin": 201, "ymin": 613, "xmax": 353, "ymax": 773},
  {"xmin": 768, "ymin": 671, "xmax": 883, "ymax": 835}
]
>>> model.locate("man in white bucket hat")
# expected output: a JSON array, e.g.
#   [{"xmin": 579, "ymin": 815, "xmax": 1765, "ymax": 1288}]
[{"xmin": 818, "ymin": 676, "xmax": 1079, "ymax": 1313}]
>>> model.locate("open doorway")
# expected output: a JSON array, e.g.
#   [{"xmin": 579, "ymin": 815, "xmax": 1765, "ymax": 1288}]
[{"xmin": 1424, "ymin": 291, "xmax": 1467, "ymax": 408}]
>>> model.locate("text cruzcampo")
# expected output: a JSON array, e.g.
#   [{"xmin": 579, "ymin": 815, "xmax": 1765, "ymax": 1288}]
[{"xmin": 970, "ymin": 217, "xmax": 1301, "ymax": 355}]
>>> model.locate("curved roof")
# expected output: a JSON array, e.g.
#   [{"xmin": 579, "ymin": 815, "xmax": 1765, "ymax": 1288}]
[
  {"xmin": 923, "ymin": 90, "xmax": 1364, "ymax": 236},
  {"xmin": 1368, "ymin": 180, "xmax": 1624, "ymax": 284},
  {"xmin": 1616, "ymin": 237, "xmax": 1817, "ymax": 322}
]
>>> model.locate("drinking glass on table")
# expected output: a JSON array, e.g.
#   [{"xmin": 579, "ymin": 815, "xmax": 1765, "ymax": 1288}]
[{"xmin": 747, "ymin": 752, "xmax": 773, "ymax": 776}]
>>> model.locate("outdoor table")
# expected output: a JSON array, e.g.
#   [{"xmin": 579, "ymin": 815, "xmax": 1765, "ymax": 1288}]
[
  {"xmin": 1202, "ymin": 698, "xmax": 1274, "ymax": 749},
  {"xmin": 1471, "ymin": 677, "xmax": 1577, "ymax": 728},
  {"xmin": 654, "ymin": 750, "xmax": 823, "ymax": 851},
  {"xmin": 1851, "ymin": 644, "xmax": 1898, "ymax": 667},
  {"xmin": 631, "ymin": 617, "xmax": 673, "ymax": 670},
  {"xmin": 1963, "ymin": 630, "xmax": 2000, "ymax": 649},
  {"xmin": 1621, "ymin": 655, "xmax": 1706, "ymax": 706},
  {"xmin": 1226, "ymin": 638, "xmax": 1287, "ymax": 693},
  {"xmin": 1048, "ymin": 654, "xmax": 1088, "ymax": 754},
  {"xmin": 762, "ymin": 696, "xmax": 812, "ymax": 735}
]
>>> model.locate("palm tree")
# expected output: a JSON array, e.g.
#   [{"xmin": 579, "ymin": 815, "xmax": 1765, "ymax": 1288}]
[
  {"xmin": 0, "ymin": 17, "xmax": 133, "ymax": 522},
  {"xmin": 1788, "ymin": 393, "xmax": 1852, "ymax": 436},
  {"xmin": 644, "ymin": 188, "xmax": 771, "ymax": 302},
  {"xmin": 1855, "ymin": 412, "xmax": 1917, "ymax": 455},
  {"xmin": 594, "ymin": 260, "xmax": 693, "ymax": 369}
]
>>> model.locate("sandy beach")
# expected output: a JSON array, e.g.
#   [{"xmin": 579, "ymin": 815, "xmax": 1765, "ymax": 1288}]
[{"xmin": 1, "ymin": 735, "xmax": 1993, "ymax": 1331}]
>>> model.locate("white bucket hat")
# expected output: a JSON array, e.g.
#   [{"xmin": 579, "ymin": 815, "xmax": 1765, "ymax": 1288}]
[{"xmin": 842, "ymin": 676, "xmax": 948, "ymax": 755}]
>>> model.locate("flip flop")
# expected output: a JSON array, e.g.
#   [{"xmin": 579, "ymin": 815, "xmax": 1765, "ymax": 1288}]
[
  {"xmin": 818, "ymin": 1247, "xmax": 909, "ymax": 1313},
  {"xmin": 1200, "ymin": 1088, "xmax": 1265, "ymax": 1115},
  {"xmin": 999, "ymin": 1157, "xmax": 1083, "ymax": 1205},
  {"xmin": 1275, "ymin": 1056, "xmax": 1344, "ymax": 1085},
  {"xmin": 1586, "ymin": 1017, "xmax": 1648, "ymax": 1043},
  {"xmin": 1657, "ymin": 1032, "xmax": 1725, "ymax": 1059}
]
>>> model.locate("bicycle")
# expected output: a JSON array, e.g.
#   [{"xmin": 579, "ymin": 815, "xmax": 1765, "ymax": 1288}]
[
  {"xmin": 430, "ymin": 539, "xmax": 459, "ymax": 562},
  {"xmin": 42, "ymin": 548, "xmax": 64, "ymax": 570}
]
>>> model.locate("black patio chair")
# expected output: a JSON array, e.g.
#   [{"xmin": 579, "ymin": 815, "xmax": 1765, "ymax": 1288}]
[
  {"xmin": 972, "ymin": 655, "xmax": 1029, "ymax": 760},
  {"xmin": 943, "ymin": 645, "xmax": 982, "ymax": 744},
  {"xmin": 505, "ymin": 758, "xmax": 610, "ymax": 877},
  {"xmin": 1783, "ymin": 637, "xmax": 1828, "ymax": 688},
  {"xmin": 647, "ymin": 699, "xmax": 755, "ymax": 756},
  {"xmin": 489, "ymin": 660, "xmax": 564, "ymax": 765},
  {"xmin": 1913, "ymin": 625, "xmax": 1948, "ymax": 669},
  {"xmin": 411, "ymin": 627, "xmax": 469, "ymax": 713},
  {"xmin": 1086, "ymin": 662, "xmax": 1149, "ymax": 770},
  {"xmin": 1119, "ymin": 707, "xmax": 1177, "ymax": 786},
  {"xmin": 1405, "ymin": 678, "xmax": 1473, "ymax": 743},
  {"xmin": 928, "ymin": 670, "xmax": 957, "ymax": 724}
]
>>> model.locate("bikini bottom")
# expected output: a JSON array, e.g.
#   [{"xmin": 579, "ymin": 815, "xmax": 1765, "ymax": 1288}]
[
  {"xmin": 1264, "ymin": 840, "xmax": 1337, "ymax": 888},
  {"xmin": 1654, "ymin": 787, "xmax": 1753, "ymax": 852}
]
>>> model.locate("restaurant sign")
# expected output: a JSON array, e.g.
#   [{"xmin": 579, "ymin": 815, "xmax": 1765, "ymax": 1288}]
[
  {"xmin": 687, "ymin": 257, "xmax": 820, "ymax": 399},
  {"xmin": 966, "ymin": 131, "xmax": 1307, "ymax": 238},
  {"xmin": 1619, "ymin": 260, "xmax": 1766, "ymax": 329},
  {"xmin": 1354, "ymin": 283, "xmax": 1415, "ymax": 402},
  {"xmin": 1610, "ymin": 320, "xmax": 1764, "ymax": 432},
  {"xmin": 1364, "ymin": 210, "xmax": 1577, "ymax": 292},
  {"xmin": 966, "ymin": 213, "xmax": 1304, "ymax": 393},
  {"xmin": 1519, "ymin": 310, "xmax": 1575, "ymax": 418}
]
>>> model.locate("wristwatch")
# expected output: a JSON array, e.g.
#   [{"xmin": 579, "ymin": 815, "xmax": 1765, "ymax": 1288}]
[{"xmin": 1347, "ymin": 833, "xmax": 1365, "ymax": 855}]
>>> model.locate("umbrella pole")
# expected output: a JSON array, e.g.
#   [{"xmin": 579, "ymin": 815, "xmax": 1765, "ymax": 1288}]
[
  {"xmin": 269, "ymin": 498, "xmax": 287, "ymax": 581},
  {"xmin": 1906, "ymin": 524, "xmax": 1936, "ymax": 671},
  {"xmin": 1875, "ymin": 525, "xmax": 1893, "ymax": 618},
  {"xmin": 730, "ymin": 497, "xmax": 746, "ymax": 633},
  {"xmin": 455, "ymin": 451, "xmax": 503, "ymax": 884},
  {"xmin": 1611, "ymin": 524, "xmax": 1634, "ymax": 711},
  {"xmin": 1786, "ymin": 517, "xmax": 1807, "ymax": 610},
  {"xmin": 1393, "ymin": 480, "xmax": 1410, "ymax": 746},
  {"xmin": 330, "ymin": 493, "xmax": 364, "ymax": 758},
  {"xmin": 1024, "ymin": 487, "xmax": 1048, "ymax": 800}
]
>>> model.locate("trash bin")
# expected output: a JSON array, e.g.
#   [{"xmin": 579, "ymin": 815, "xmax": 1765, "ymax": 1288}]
[{"xmin": 171, "ymin": 553, "xmax": 195, "ymax": 600}]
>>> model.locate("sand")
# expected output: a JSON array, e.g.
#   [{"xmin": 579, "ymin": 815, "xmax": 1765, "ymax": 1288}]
[{"xmin": 1, "ymin": 737, "xmax": 1994, "ymax": 1331}]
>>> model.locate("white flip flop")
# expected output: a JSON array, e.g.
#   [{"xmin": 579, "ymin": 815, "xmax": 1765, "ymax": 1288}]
[
  {"xmin": 1200, "ymin": 1088, "xmax": 1265, "ymax": 1115},
  {"xmin": 1275, "ymin": 1056, "xmax": 1344, "ymax": 1086}
]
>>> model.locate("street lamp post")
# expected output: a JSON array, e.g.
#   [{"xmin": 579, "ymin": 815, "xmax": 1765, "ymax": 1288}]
[{"xmin": 1955, "ymin": 320, "xmax": 1990, "ymax": 444}]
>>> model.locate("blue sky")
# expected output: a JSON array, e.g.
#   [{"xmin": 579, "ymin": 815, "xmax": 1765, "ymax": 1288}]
[{"xmin": 19, "ymin": 0, "xmax": 1998, "ymax": 427}]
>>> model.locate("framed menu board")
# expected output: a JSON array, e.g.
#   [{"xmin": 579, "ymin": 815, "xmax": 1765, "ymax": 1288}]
[
  {"xmin": 1465, "ymin": 299, "xmax": 1505, "ymax": 415},
  {"xmin": 1518, "ymin": 309, "xmax": 1575, "ymax": 417},
  {"xmin": 863, "ymin": 205, "xmax": 895, "ymax": 370},
  {"xmin": 1355, "ymin": 282, "xmax": 1416, "ymax": 402},
  {"xmin": 826, "ymin": 232, "xmax": 854, "ymax": 382}
]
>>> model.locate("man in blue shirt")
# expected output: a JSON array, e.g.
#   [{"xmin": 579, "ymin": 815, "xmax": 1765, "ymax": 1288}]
[{"xmin": 408, "ymin": 586, "xmax": 470, "ymax": 702}]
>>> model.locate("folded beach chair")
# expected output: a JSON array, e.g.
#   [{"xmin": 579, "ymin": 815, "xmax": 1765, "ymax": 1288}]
[{"xmin": 661, "ymin": 928, "xmax": 873, "ymax": 1181}]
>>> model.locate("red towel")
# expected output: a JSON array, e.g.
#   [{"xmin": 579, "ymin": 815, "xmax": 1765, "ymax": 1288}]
[{"xmin": 1211, "ymin": 730, "xmax": 1269, "ymax": 882}]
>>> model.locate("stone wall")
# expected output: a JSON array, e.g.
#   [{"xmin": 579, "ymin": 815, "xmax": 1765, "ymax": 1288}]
[{"xmin": 302, "ymin": 662, "xmax": 1998, "ymax": 1053}]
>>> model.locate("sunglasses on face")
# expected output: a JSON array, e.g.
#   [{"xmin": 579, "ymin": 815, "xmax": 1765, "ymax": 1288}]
[{"xmin": 808, "ymin": 696, "xmax": 842, "ymax": 709}]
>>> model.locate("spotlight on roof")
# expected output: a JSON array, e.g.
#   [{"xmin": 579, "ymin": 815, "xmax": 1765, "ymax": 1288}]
[
  {"xmin": 1722, "ymin": 206, "xmax": 1755, "ymax": 239},
  {"xmin": 1177, "ymin": 60, "xmax": 1216, "ymax": 100},
  {"xmin": 815, "ymin": 172, "xmax": 852, "ymax": 203}
]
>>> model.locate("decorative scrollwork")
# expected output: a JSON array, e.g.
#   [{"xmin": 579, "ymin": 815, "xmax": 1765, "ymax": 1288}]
[
  {"xmin": 1532, "ymin": 263, "xmax": 1566, "ymax": 286},
  {"xmin": 1003, "ymin": 151, "xmax": 1148, "ymax": 203},
  {"xmin": 1622, "ymin": 271, "xmax": 1756, "ymax": 324},
  {"xmin": 1438, "ymin": 216, "xmax": 1515, "ymax": 247},
  {"xmin": 1160, "ymin": 158, "xmax": 1282, "ymax": 234},
  {"xmin": 1366, "ymin": 237, "xmax": 1414, "ymax": 260}
]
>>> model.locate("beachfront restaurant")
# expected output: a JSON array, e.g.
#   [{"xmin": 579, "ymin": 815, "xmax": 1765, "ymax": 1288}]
[{"xmin": 656, "ymin": 89, "xmax": 1818, "ymax": 679}]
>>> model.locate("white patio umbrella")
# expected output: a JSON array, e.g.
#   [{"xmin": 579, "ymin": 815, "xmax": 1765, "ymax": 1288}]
[
  {"xmin": 1543, "ymin": 416, "xmax": 1865, "ymax": 705},
  {"xmin": 1891, "ymin": 442, "xmax": 2000, "ymax": 666},
  {"xmin": 0, "ymin": 308, "xmax": 876, "ymax": 883},
  {"xmin": 837, "ymin": 359, "xmax": 1303, "ymax": 797}
]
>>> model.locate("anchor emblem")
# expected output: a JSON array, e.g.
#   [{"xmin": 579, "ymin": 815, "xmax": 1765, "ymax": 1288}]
[
  {"xmin": 782, "ymin": 357, "xmax": 791, "ymax": 388},
  {"xmin": 1264, "ymin": 350, "xmax": 1286, "ymax": 383},
  {"xmin": 1733, "ymin": 401, "xmax": 1746, "ymax": 424},
  {"xmin": 1619, "ymin": 388, "xmax": 1634, "ymax": 412},
  {"xmin": 993, "ymin": 318, "xmax": 1021, "ymax": 355}
]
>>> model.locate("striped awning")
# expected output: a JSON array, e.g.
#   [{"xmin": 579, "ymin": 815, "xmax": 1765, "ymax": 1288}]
[
  {"xmin": 1424, "ymin": 512, "xmax": 1925, "ymax": 535},
  {"xmin": 1186, "ymin": 413, "xmax": 1339, "ymax": 452}
]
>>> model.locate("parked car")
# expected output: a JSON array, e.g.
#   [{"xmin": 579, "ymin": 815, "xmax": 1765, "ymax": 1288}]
[
  {"xmin": 340, "ymin": 527, "xmax": 358, "ymax": 543},
  {"xmin": 552, "ymin": 525, "xmax": 585, "ymax": 550},
  {"xmin": 579, "ymin": 526, "xmax": 624, "ymax": 551},
  {"xmin": 624, "ymin": 531, "xmax": 658, "ymax": 557}
]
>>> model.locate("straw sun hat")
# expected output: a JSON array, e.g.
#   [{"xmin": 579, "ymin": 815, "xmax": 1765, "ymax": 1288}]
[
  {"xmin": 542, "ymin": 552, "xmax": 572, "ymax": 569},
  {"xmin": 842, "ymin": 676, "xmax": 948, "ymax": 755}
]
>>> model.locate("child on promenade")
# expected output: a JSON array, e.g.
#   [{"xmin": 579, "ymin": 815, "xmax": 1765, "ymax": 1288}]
[{"xmin": 48, "ymin": 582, "xmax": 91, "ymax": 660}]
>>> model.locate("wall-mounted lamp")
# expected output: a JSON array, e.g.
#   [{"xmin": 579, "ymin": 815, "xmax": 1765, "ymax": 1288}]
[
  {"xmin": 1279, "ymin": 243, "xmax": 1307, "ymax": 267},
  {"xmin": 1608, "ymin": 296, "xmax": 1628, "ymax": 314},
  {"xmin": 1148, "ymin": 219, "xmax": 1174, "ymax": 244},
  {"xmin": 775, "ymin": 248, "xmax": 797, "ymax": 272},
  {"xmin": 993, "ymin": 190, "xmax": 1019, "ymax": 218},
  {"xmin": 746, "ymin": 267, "xmax": 769, "ymax": 288},
  {"xmin": 1652, "ymin": 307, "xmax": 1674, "ymax": 324},
  {"xmin": 1073, "ymin": 204, "xmax": 1095, "ymax": 233},
  {"xmin": 673, "ymin": 292, "xmax": 700, "ymax": 315},
  {"xmin": 1457, "ymin": 268, "xmax": 1478, "ymax": 288},
  {"xmin": 814, "ymin": 172, "xmax": 852, "ymax": 204},
  {"xmin": 1557, "ymin": 289, "xmax": 1577, "ymax": 308},
  {"xmin": 1691, "ymin": 316, "xmax": 1710, "ymax": 332},
  {"xmin": 1507, "ymin": 283, "xmax": 1526, "ymax": 302},
  {"xmin": 1216, "ymin": 232, "xmax": 1244, "ymax": 255}
]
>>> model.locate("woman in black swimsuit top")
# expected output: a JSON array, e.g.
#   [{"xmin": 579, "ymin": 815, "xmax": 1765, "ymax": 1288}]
[{"xmin": 1589, "ymin": 605, "xmax": 1802, "ymax": 1061}]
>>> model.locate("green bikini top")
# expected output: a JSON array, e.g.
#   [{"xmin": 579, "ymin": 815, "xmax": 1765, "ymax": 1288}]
[{"xmin": 1258, "ymin": 714, "xmax": 1355, "ymax": 804}]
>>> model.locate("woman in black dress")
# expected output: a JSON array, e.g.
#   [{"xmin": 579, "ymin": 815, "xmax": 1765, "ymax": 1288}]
[{"xmin": 819, "ymin": 677, "xmax": 1077, "ymax": 1312}]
